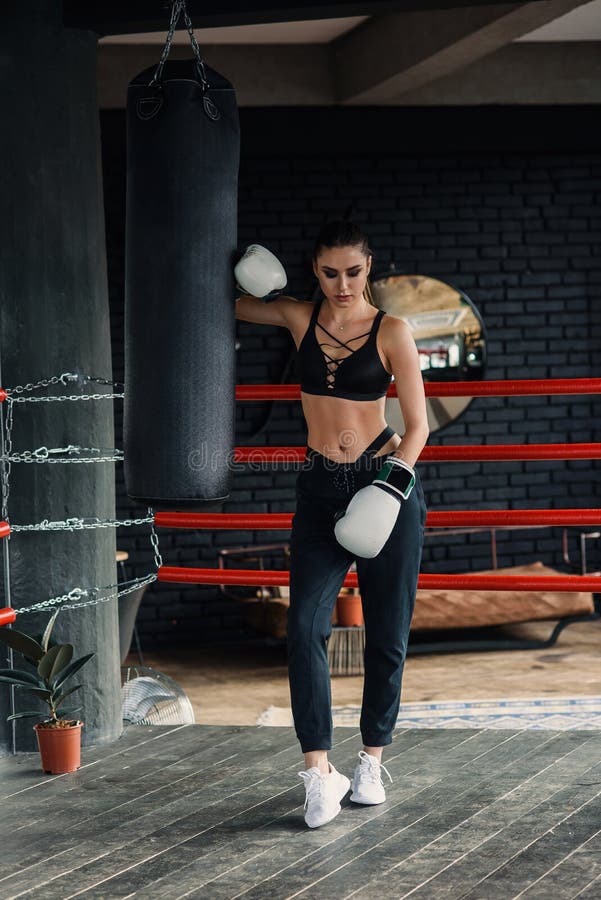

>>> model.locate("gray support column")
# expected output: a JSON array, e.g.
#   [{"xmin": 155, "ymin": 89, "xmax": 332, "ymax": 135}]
[{"xmin": 0, "ymin": 4, "xmax": 122, "ymax": 753}]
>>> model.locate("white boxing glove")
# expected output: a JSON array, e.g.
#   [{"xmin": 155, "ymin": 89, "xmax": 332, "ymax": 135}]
[
  {"xmin": 334, "ymin": 457, "xmax": 416, "ymax": 558},
  {"xmin": 234, "ymin": 244, "xmax": 287, "ymax": 302}
]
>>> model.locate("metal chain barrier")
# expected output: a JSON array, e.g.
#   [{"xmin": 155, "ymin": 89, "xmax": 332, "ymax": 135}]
[
  {"xmin": 0, "ymin": 370, "xmax": 164, "ymax": 621},
  {"xmin": 149, "ymin": 508, "xmax": 163, "ymax": 569},
  {"xmin": 15, "ymin": 574, "xmax": 158, "ymax": 617},
  {"xmin": 5, "ymin": 371, "xmax": 123, "ymax": 404},
  {"xmin": 1, "ymin": 397, "xmax": 13, "ymax": 520},
  {"xmin": 6, "ymin": 372, "xmax": 79, "ymax": 395},
  {"xmin": 10, "ymin": 393, "xmax": 125, "ymax": 404},
  {"xmin": 6, "ymin": 446, "xmax": 124, "ymax": 464},
  {"xmin": 83, "ymin": 375, "xmax": 125, "ymax": 390},
  {"xmin": 11, "ymin": 515, "xmax": 154, "ymax": 533}
]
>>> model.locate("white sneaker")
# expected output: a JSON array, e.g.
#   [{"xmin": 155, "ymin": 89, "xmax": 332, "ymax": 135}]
[
  {"xmin": 298, "ymin": 762, "xmax": 351, "ymax": 828},
  {"xmin": 350, "ymin": 750, "xmax": 393, "ymax": 805}
]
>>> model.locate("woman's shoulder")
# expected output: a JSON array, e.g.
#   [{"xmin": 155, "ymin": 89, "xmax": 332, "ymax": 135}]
[
  {"xmin": 379, "ymin": 312, "xmax": 415, "ymax": 348},
  {"xmin": 380, "ymin": 311, "xmax": 412, "ymax": 333}
]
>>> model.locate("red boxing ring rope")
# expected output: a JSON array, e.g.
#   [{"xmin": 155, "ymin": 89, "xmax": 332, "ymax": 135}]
[
  {"xmin": 157, "ymin": 566, "xmax": 600, "ymax": 593},
  {"xmin": 235, "ymin": 378, "xmax": 601, "ymax": 401},
  {"xmin": 155, "ymin": 376, "xmax": 601, "ymax": 599},
  {"xmin": 2, "ymin": 378, "xmax": 599, "ymax": 404},
  {"xmin": 2, "ymin": 377, "xmax": 598, "ymax": 630},
  {"xmin": 234, "ymin": 443, "xmax": 601, "ymax": 463},
  {"xmin": 154, "ymin": 510, "xmax": 601, "ymax": 530}
]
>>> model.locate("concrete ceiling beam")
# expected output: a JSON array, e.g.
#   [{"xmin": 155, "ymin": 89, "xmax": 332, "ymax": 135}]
[
  {"xmin": 331, "ymin": 0, "xmax": 595, "ymax": 103},
  {"xmin": 65, "ymin": 1, "xmax": 553, "ymax": 36}
]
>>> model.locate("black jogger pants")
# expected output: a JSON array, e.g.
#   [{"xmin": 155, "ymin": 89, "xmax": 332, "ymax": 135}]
[{"xmin": 287, "ymin": 426, "xmax": 427, "ymax": 753}]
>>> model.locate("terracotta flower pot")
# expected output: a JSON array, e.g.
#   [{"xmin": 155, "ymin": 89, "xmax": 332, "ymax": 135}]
[
  {"xmin": 336, "ymin": 593, "xmax": 364, "ymax": 627},
  {"xmin": 34, "ymin": 721, "xmax": 83, "ymax": 774}
]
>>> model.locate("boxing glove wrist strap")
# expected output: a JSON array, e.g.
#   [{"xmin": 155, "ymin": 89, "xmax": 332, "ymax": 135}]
[{"xmin": 373, "ymin": 456, "xmax": 415, "ymax": 500}]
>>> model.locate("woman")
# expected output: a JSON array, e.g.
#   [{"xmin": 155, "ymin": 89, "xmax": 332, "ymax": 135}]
[{"xmin": 235, "ymin": 221, "xmax": 429, "ymax": 828}]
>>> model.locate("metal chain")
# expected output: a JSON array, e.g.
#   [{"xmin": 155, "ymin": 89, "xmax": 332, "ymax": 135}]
[
  {"xmin": 6, "ymin": 372, "xmax": 79, "ymax": 395},
  {"xmin": 11, "ymin": 515, "xmax": 154, "ymax": 533},
  {"xmin": 181, "ymin": 3, "xmax": 209, "ymax": 90},
  {"xmin": 1, "ymin": 398, "xmax": 13, "ymax": 520},
  {"xmin": 15, "ymin": 574, "xmax": 157, "ymax": 617},
  {"xmin": 1, "ymin": 369, "xmax": 159, "ymax": 621},
  {"xmin": 149, "ymin": 0, "xmax": 184, "ymax": 87},
  {"xmin": 149, "ymin": 0, "xmax": 209, "ymax": 91},
  {"xmin": 10, "ymin": 393, "xmax": 124, "ymax": 404},
  {"xmin": 148, "ymin": 507, "xmax": 163, "ymax": 569},
  {"xmin": 5, "ymin": 372, "xmax": 123, "ymax": 402},
  {"xmin": 6, "ymin": 446, "xmax": 124, "ymax": 464},
  {"xmin": 83, "ymin": 375, "xmax": 124, "ymax": 390}
]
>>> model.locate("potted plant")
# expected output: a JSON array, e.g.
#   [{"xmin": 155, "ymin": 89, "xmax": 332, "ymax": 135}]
[
  {"xmin": 0, "ymin": 609, "xmax": 95, "ymax": 774},
  {"xmin": 337, "ymin": 587, "xmax": 364, "ymax": 627}
]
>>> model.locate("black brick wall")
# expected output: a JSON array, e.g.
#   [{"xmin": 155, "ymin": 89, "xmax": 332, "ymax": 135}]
[{"xmin": 101, "ymin": 106, "xmax": 601, "ymax": 647}]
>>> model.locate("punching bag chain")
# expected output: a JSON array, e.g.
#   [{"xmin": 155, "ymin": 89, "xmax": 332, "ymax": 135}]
[{"xmin": 150, "ymin": 0, "xmax": 209, "ymax": 92}]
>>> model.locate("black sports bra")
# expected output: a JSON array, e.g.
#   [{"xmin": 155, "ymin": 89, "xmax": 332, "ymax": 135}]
[{"xmin": 297, "ymin": 299, "xmax": 392, "ymax": 401}]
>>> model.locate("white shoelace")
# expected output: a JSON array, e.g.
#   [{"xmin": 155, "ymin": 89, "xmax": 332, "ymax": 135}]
[
  {"xmin": 298, "ymin": 768, "xmax": 328, "ymax": 809},
  {"xmin": 357, "ymin": 750, "xmax": 393, "ymax": 785}
]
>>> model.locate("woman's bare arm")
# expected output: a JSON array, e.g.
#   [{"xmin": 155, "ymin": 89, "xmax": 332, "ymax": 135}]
[
  {"xmin": 235, "ymin": 294, "xmax": 311, "ymax": 331},
  {"xmin": 382, "ymin": 317, "xmax": 429, "ymax": 468}
]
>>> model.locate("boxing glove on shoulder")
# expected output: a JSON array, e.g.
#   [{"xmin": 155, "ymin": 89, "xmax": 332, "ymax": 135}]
[
  {"xmin": 334, "ymin": 457, "xmax": 416, "ymax": 559},
  {"xmin": 234, "ymin": 244, "xmax": 287, "ymax": 302}
]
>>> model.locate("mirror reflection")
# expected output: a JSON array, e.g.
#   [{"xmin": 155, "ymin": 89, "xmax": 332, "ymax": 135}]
[{"xmin": 370, "ymin": 272, "xmax": 486, "ymax": 434}]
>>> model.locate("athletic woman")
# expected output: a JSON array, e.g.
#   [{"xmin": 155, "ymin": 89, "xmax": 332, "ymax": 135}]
[{"xmin": 235, "ymin": 221, "xmax": 429, "ymax": 827}]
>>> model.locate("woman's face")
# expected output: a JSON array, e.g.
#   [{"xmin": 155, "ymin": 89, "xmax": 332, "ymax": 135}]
[{"xmin": 312, "ymin": 245, "xmax": 372, "ymax": 311}]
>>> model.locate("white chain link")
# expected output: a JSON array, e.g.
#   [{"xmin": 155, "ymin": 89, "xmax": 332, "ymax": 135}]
[
  {"xmin": 148, "ymin": 508, "xmax": 163, "ymax": 569},
  {"xmin": 0, "ymin": 372, "xmax": 163, "ymax": 621},
  {"xmin": 1, "ymin": 397, "xmax": 13, "ymax": 520},
  {"xmin": 6, "ymin": 372, "xmax": 79, "ymax": 394},
  {"xmin": 5, "ymin": 372, "xmax": 123, "ymax": 396},
  {"xmin": 6, "ymin": 446, "xmax": 124, "ymax": 464},
  {"xmin": 10, "ymin": 393, "xmax": 124, "ymax": 404},
  {"xmin": 11, "ymin": 515, "xmax": 154, "ymax": 533},
  {"xmin": 15, "ymin": 574, "xmax": 157, "ymax": 616}
]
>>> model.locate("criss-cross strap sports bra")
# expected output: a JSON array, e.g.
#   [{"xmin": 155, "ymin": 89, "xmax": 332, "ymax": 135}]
[{"xmin": 297, "ymin": 299, "xmax": 392, "ymax": 401}]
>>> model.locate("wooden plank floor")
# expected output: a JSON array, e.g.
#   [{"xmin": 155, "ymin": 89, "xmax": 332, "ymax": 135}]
[{"xmin": 2, "ymin": 724, "xmax": 601, "ymax": 899}]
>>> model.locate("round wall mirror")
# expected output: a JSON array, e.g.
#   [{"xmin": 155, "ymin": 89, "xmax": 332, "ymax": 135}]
[{"xmin": 370, "ymin": 272, "xmax": 486, "ymax": 434}]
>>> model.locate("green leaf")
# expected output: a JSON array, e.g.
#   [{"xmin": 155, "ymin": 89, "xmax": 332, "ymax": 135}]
[
  {"xmin": 52, "ymin": 653, "xmax": 95, "ymax": 690},
  {"xmin": 6, "ymin": 710, "xmax": 44, "ymax": 721},
  {"xmin": 0, "ymin": 628, "xmax": 44, "ymax": 662},
  {"xmin": 15, "ymin": 686, "xmax": 52, "ymax": 700},
  {"xmin": 55, "ymin": 707, "xmax": 82, "ymax": 719},
  {"xmin": 53, "ymin": 684, "xmax": 82, "ymax": 708},
  {"xmin": 0, "ymin": 669, "xmax": 45, "ymax": 688},
  {"xmin": 49, "ymin": 644, "xmax": 73, "ymax": 683},
  {"xmin": 38, "ymin": 644, "xmax": 63, "ymax": 682},
  {"xmin": 41, "ymin": 610, "xmax": 60, "ymax": 653}
]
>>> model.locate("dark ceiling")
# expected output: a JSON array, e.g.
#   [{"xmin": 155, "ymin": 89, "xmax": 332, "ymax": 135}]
[{"xmin": 63, "ymin": 1, "xmax": 548, "ymax": 36}]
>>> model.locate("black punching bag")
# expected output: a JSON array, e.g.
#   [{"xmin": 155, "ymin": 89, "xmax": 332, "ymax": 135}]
[{"xmin": 125, "ymin": 58, "xmax": 239, "ymax": 510}]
